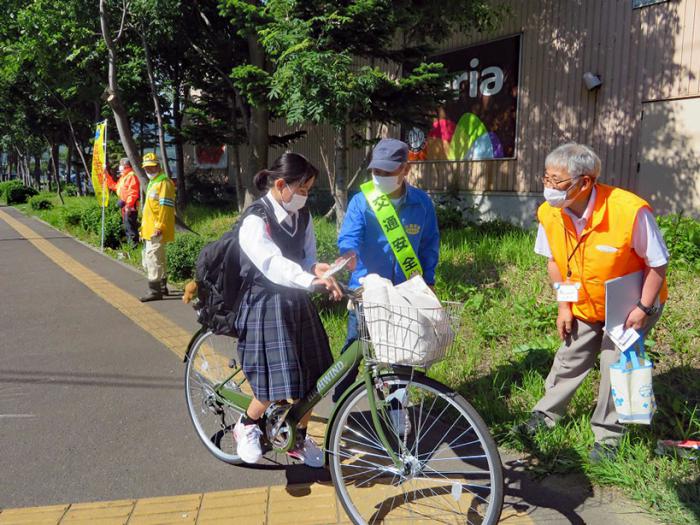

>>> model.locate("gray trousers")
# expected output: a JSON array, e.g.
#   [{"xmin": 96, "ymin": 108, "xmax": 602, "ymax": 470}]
[
  {"xmin": 142, "ymin": 236, "xmax": 167, "ymax": 282},
  {"xmin": 533, "ymin": 310, "xmax": 661, "ymax": 444}
]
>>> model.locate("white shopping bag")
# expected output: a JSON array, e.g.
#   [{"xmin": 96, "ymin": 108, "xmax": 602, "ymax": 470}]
[
  {"xmin": 360, "ymin": 274, "xmax": 452, "ymax": 365},
  {"xmin": 609, "ymin": 340, "xmax": 656, "ymax": 425}
]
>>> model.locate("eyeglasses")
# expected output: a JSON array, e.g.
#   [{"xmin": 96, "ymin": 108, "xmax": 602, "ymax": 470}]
[{"xmin": 541, "ymin": 172, "xmax": 581, "ymax": 185}]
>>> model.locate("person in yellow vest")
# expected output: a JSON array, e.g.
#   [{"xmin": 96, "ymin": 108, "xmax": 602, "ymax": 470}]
[
  {"xmin": 139, "ymin": 152, "xmax": 176, "ymax": 302},
  {"xmin": 518, "ymin": 143, "xmax": 669, "ymax": 463}
]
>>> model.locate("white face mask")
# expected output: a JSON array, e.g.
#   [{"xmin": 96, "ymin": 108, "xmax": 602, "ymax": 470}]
[
  {"xmin": 282, "ymin": 185, "xmax": 307, "ymax": 212},
  {"xmin": 372, "ymin": 174, "xmax": 402, "ymax": 194},
  {"xmin": 543, "ymin": 178, "xmax": 582, "ymax": 208},
  {"xmin": 146, "ymin": 171, "xmax": 158, "ymax": 180}
]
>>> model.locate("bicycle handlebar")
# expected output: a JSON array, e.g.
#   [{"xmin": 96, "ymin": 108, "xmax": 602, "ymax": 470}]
[{"xmin": 310, "ymin": 280, "xmax": 362, "ymax": 300}]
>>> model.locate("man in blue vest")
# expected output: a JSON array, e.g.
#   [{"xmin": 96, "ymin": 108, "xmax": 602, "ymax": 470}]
[{"xmin": 333, "ymin": 138, "xmax": 440, "ymax": 403}]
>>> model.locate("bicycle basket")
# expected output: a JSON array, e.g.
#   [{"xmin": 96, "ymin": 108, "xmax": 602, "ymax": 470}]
[{"xmin": 355, "ymin": 300, "xmax": 464, "ymax": 367}]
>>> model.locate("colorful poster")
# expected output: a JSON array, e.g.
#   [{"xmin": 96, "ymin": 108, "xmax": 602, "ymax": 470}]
[
  {"xmin": 91, "ymin": 120, "xmax": 109, "ymax": 207},
  {"xmin": 406, "ymin": 35, "xmax": 521, "ymax": 162}
]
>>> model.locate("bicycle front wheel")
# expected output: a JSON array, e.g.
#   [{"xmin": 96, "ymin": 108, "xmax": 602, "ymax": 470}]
[
  {"xmin": 329, "ymin": 374, "xmax": 503, "ymax": 525},
  {"xmin": 185, "ymin": 330, "xmax": 246, "ymax": 464}
]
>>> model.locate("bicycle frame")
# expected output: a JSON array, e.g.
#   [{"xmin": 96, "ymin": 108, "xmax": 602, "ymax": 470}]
[{"xmin": 205, "ymin": 333, "xmax": 406, "ymax": 467}]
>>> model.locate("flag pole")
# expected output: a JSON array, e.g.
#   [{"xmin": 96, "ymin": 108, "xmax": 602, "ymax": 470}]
[{"xmin": 101, "ymin": 121, "xmax": 107, "ymax": 252}]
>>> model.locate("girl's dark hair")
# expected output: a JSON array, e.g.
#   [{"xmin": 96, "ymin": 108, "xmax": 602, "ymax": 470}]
[{"xmin": 253, "ymin": 152, "xmax": 319, "ymax": 192}]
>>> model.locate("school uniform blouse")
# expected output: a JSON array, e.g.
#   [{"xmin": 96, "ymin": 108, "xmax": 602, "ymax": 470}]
[{"xmin": 238, "ymin": 192, "xmax": 317, "ymax": 290}]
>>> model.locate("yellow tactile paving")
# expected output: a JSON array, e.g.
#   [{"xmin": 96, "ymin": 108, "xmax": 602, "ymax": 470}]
[
  {"xmin": 0, "ymin": 208, "xmax": 191, "ymax": 360},
  {"xmin": 0, "ymin": 486, "xmax": 534, "ymax": 525}
]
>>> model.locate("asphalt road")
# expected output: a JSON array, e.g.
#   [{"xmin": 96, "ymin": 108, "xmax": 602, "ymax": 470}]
[{"xmin": 0, "ymin": 206, "xmax": 326, "ymax": 508}]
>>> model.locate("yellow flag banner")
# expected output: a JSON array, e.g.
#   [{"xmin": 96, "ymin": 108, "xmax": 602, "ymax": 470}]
[{"xmin": 91, "ymin": 120, "xmax": 109, "ymax": 207}]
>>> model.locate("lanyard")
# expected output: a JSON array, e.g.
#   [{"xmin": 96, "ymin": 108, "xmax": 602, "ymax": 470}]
[{"xmin": 563, "ymin": 225, "xmax": 589, "ymax": 279}]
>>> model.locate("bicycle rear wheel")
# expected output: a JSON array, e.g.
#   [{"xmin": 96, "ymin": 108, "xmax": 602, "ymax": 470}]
[
  {"xmin": 185, "ymin": 330, "xmax": 246, "ymax": 464},
  {"xmin": 328, "ymin": 373, "xmax": 503, "ymax": 525}
]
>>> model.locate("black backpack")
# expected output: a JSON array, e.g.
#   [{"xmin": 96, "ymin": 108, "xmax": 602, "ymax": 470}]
[{"xmin": 193, "ymin": 203, "xmax": 267, "ymax": 337}]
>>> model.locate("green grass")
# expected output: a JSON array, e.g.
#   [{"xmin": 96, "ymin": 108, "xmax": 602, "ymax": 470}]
[{"xmin": 16, "ymin": 196, "xmax": 700, "ymax": 524}]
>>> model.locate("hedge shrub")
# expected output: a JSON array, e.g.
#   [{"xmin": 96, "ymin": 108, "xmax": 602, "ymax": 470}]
[
  {"xmin": 78, "ymin": 201, "xmax": 123, "ymax": 248},
  {"xmin": 61, "ymin": 204, "xmax": 84, "ymax": 226},
  {"xmin": 62, "ymin": 183, "xmax": 78, "ymax": 197},
  {"xmin": 166, "ymin": 233, "xmax": 206, "ymax": 281},
  {"xmin": 658, "ymin": 214, "xmax": 700, "ymax": 269},
  {"xmin": 0, "ymin": 180, "xmax": 24, "ymax": 203},
  {"xmin": 7, "ymin": 185, "xmax": 38, "ymax": 204},
  {"xmin": 29, "ymin": 194, "xmax": 54, "ymax": 210},
  {"xmin": 435, "ymin": 205, "xmax": 465, "ymax": 230}
]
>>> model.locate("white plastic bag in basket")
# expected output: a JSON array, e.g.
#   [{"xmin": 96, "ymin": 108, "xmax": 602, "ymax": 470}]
[{"xmin": 360, "ymin": 274, "xmax": 453, "ymax": 365}]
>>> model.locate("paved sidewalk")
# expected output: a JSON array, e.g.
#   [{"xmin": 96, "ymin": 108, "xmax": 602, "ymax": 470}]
[
  {"xmin": 0, "ymin": 207, "xmax": 660, "ymax": 524},
  {"xmin": 0, "ymin": 483, "xmax": 535, "ymax": 524}
]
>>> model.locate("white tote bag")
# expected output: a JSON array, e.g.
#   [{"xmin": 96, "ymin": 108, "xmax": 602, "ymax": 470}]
[
  {"xmin": 609, "ymin": 340, "xmax": 656, "ymax": 425},
  {"xmin": 360, "ymin": 274, "xmax": 451, "ymax": 366}
]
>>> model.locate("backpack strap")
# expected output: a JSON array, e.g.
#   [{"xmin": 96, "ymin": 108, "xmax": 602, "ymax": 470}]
[{"xmin": 233, "ymin": 199, "xmax": 272, "ymax": 294}]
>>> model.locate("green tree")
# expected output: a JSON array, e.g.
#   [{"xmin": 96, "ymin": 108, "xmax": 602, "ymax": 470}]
[
  {"xmin": 262, "ymin": 0, "xmax": 502, "ymax": 226},
  {"xmin": 0, "ymin": 0, "xmax": 107, "ymax": 198}
]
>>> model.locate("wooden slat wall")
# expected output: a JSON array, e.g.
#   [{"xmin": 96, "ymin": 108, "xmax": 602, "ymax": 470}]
[{"xmin": 272, "ymin": 0, "xmax": 700, "ymax": 194}]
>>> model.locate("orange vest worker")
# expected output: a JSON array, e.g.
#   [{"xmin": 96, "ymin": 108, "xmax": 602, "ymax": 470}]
[{"xmin": 538, "ymin": 183, "xmax": 668, "ymax": 323}]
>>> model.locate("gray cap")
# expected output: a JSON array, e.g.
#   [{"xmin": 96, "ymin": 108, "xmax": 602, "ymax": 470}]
[{"xmin": 368, "ymin": 138, "xmax": 409, "ymax": 172}]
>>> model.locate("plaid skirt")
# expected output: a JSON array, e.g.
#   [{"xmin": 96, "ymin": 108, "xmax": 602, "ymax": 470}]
[{"xmin": 235, "ymin": 285, "xmax": 333, "ymax": 401}]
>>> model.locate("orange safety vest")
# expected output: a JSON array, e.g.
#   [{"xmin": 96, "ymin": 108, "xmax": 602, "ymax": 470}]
[{"xmin": 538, "ymin": 183, "xmax": 668, "ymax": 323}]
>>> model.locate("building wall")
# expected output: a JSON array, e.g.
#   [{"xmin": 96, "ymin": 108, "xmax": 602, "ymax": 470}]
[
  {"xmin": 417, "ymin": 0, "xmax": 700, "ymax": 198},
  {"xmin": 271, "ymin": 0, "xmax": 700, "ymax": 219}
]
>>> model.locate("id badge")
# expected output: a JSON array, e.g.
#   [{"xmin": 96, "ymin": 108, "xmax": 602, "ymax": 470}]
[{"xmin": 553, "ymin": 281, "xmax": 580, "ymax": 302}]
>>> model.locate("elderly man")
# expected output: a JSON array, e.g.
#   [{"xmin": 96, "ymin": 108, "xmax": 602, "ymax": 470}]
[
  {"xmin": 519, "ymin": 143, "xmax": 669, "ymax": 463},
  {"xmin": 139, "ymin": 152, "xmax": 176, "ymax": 302},
  {"xmin": 105, "ymin": 158, "xmax": 140, "ymax": 247},
  {"xmin": 332, "ymin": 138, "xmax": 440, "ymax": 404}
]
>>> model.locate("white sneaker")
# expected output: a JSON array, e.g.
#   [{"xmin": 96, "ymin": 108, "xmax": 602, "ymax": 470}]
[
  {"xmin": 390, "ymin": 408, "xmax": 412, "ymax": 437},
  {"xmin": 233, "ymin": 416, "xmax": 263, "ymax": 464},
  {"xmin": 287, "ymin": 436, "xmax": 324, "ymax": 468}
]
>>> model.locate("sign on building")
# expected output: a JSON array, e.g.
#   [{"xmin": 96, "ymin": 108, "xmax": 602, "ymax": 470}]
[
  {"xmin": 194, "ymin": 145, "xmax": 227, "ymax": 170},
  {"xmin": 406, "ymin": 34, "xmax": 521, "ymax": 162}
]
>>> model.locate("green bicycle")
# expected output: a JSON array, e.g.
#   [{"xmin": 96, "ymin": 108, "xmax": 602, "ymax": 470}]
[{"xmin": 184, "ymin": 286, "xmax": 504, "ymax": 524}]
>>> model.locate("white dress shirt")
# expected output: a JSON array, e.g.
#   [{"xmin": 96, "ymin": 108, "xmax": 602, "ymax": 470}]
[
  {"xmin": 238, "ymin": 192, "xmax": 317, "ymax": 290},
  {"xmin": 535, "ymin": 186, "xmax": 669, "ymax": 268}
]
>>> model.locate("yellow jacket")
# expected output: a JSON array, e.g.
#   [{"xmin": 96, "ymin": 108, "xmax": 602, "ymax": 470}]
[{"xmin": 140, "ymin": 174, "xmax": 176, "ymax": 243}]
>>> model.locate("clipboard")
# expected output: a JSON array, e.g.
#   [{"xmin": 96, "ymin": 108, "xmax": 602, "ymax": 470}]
[{"xmin": 605, "ymin": 270, "xmax": 643, "ymax": 350}]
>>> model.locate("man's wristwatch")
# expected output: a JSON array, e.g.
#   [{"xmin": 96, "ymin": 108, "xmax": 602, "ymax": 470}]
[{"xmin": 636, "ymin": 300, "xmax": 658, "ymax": 316}]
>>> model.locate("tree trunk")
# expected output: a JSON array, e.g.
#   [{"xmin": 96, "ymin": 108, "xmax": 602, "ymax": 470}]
[
  {"xmin": 66, "ymin": 142, "xmax": 73, "ymax": 189},
  {"xmin": 65, "ymin": 116, "xmax": 88, "ymax": 195},
  {"xmin": 9, "ymin": 151, "xmax": 17, "ymax": 181},
  {"xmin": 173, "ymin": 80, "xmax": 187, "ymax": 210},
  {"xmin": 232, "ymin": 144, "xmax": 245, "ymax": 212},
  {"xmin": 99, "ymin": 0, "xmax": 148, "ymax": 194},
  {"xmin": 333, "ymin": 124, "xmax": 349, "ymax": 230},
  {"xmin": 141, "ymin": 31, "xmax": 173, "ymax": 181},
  {"xmin": 243, "ymin": 34, "xmax": 269, "ymax": 208},
  {"xmin": 226, "ymin": 94, "xmax": 244, "ymax": 212},
  {"xmin": 33, "ymin": 154, "xmax": 41, "ymax": 188},
  {"xmin": 49, "ymin": 143, "xmax": 64, "ymax": 204}
]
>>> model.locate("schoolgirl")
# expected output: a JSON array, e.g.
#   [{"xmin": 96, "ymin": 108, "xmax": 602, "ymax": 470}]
[{"xmin": 233, "ymin": 152, "xmax": 341, "ymax": 466}]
